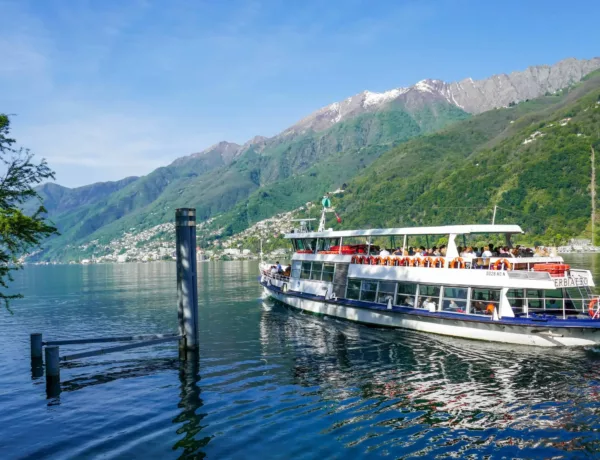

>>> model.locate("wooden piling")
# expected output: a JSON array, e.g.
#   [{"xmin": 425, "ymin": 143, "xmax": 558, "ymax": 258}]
[
  {"xmin": 45, "ymin": 346, "xmax": 60, "ymax": 378},
  {"xmin": 176, "ymin": 208, "xmax": 199, "ymax": 350},
  {"xmin": 30, "ymin": 333, "xmax": 43, "ymax": 359}
]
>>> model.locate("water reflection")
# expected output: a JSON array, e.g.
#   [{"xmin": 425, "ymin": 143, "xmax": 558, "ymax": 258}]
[
  {"xmin": 172, "ymin": 350, "xmax": 211, "ymax": 459},
  {"xmin": 259, "ymin": 300, "xmax": 600, "ymax": 456}
]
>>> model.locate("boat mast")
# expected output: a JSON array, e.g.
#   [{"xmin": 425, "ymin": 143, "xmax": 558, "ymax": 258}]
[{"xmin": 592, "ymin": 144, "xmax": 596, "ymax": 246}]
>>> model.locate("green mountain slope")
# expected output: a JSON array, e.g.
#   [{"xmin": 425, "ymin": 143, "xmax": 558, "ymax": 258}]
[
  {"xmin": 332, "ymin": 71, "xmax": 600, "ymax": 244},
  {"xmin": 34, "ymin": 100, "xmax": 468, "ymax": 261}
]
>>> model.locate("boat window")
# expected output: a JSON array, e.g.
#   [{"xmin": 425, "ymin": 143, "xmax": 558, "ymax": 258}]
[
  {"xmin": 418, "ymin": 285, "xmax": 440, "ymax": 310},
  {"xmin": 360, "ymin": 280, "xmax": 378, "ymax": 302},
  {"xmin": 377, "ymin": 281, "xmax": 396, "ymax": 304},
  {"xmin": 396, "ymin": 282, "xmax": 417, "ymax": 308},
  {"xmin": 291, "ymin": 261, "xmax": 302, "ymax": 278},
  {"xmin": 526, "ymin": 289, "xmax": 544, "ymax": 311},
  {"xmin": 296, "ymin": 239, "xmax": 317, "ymax": 253},
  {"xmin": 507, "ymin": 289, "xmax": 526, "ymax": 314},
  {"xmin": 441, "ymin": 287, "xmax": 467, "ymax": 313},
  {"xmin": 300, "ymin": 262, "xmax": 312, "ymax": 279},
  {"xmin": 471, "ymin": 288, "xmax": 500, "ymax": 316},
  {"xmin": 320, "ymin": 238, "xmax": 341, "ymax": 251},
  {"xmin": 310, "ymin": 262, "xmax": 323, "ymax": 280},
  {"xmin": 347, "ymin": 279, "xmax": 361, "ymax": 300},
  {"xmin": 291, "ymin": 239, "xmax": 299, "ymax": 251},
  {"xmin": 321, "ymin": 263, "xmax": 335, "ymax": 282},
  {"xmin": 545, "ymin": 289, "xmax": 563, "ymax": 299}
]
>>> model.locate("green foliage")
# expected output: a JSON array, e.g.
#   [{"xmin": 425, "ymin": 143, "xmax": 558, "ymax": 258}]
[
  {"xmin": 0, "ymin": 114, "xmax": 57, "ymax": 310},
  {"xmin": 33, "ymin": 101, "xmax": 469, "ymax": 260},
  {"xmin": 334, "ymin": 72, "xmax": 600, "ymax": 245}
]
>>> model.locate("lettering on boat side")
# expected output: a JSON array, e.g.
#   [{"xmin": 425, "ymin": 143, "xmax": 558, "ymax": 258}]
[
  {"xmin": 486, "ymin": 271, "xmax": 506, "ymax": 277},
  {"xmin": 553, "ymin": 276, "xmax": 589, "ymax": 288}
]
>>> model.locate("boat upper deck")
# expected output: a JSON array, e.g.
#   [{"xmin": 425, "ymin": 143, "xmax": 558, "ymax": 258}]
[{"xmin": 284, "ymin": 224, "xmax": 523, "ymax": 239}]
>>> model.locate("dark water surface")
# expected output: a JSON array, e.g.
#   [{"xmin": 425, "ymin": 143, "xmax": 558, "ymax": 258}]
[{"xmin": 2, "ymin": 257, "xmax": 600, "ymax": 459}]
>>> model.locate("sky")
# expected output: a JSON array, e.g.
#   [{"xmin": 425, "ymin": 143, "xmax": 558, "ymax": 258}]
[{"xmin": 1, "ymin": 0, "xmax": 599, "ymax": 187}]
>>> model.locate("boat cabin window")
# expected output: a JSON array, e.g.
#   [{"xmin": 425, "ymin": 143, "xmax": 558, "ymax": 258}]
[
  {"xmin": 507, "ymin": 289, "xmax": 525, "ymax": 314},
  {"xmin": 295, "ymin": 238, "xmax": 317, "ymax": 253},
  {"xmin": 396, "ymin": 283, "xmax": 417, "ymax": 308},
  {"xmin": 360, "ymin": 281, "xmax": 378, "ymax": 302},
  {"xmin": 471, "ymin": 288, "xmax": 500, "ymax": 316},
  {"xmin": 317, "ymin": 238, "xmax": 341, "ymax": 253},
  {"xmin": 418, "ymin": 285, "xmax": 441, "ymax": 311},
  {"xmin": 441, "ymin": 287, "xmax": 467, "ymax": 313},
  {"xmin": 310, "ymin": 262, "xmax": 323, "ymax": 280},
  {"xmin": 377, "ymin": 281, "xmax": 396, "ymax": 304},
  {"xmin": 526, "ymin": 289, "xmax": 544, "ymax": 311},
  {"xmin": 300, "ymin": 262, "xmax": 312, "ymax": 279},
  {"xmin": 291, "ymin": 260, "xmax": 302, "ymax": 278},
  {"xmin": 347, "ymin": 279, "xmax": 361, "ymax": 300},
  {"xmin": 321, "ymin": 263, "xmax": 335, "ymax": 282}
]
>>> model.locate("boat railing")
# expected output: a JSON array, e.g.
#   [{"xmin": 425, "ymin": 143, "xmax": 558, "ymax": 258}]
[
  {"xmin": 347, "ymin": 254, "xmax": 565, "ymax": 272},
  {"xmin": 261, "ymin": 269, "xmax": 290, "ymax": 282}
]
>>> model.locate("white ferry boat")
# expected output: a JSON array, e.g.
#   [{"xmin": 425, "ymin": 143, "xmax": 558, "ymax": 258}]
[{"xmin": 260, "ymin": 206, "xmax": 600, "ymax": 347}]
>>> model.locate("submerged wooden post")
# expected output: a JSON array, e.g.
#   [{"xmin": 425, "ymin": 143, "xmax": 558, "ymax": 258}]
[
  {"xmin": 30, "ymin": 333, "xmax": 43, "ymax": 359},
  {"xmin": 176, "ymin": 208, "xmax": 199, "ymax": 350},
  {"xmin": 45, "ymin": 346, "xmax": 60, "ymax": 378}
]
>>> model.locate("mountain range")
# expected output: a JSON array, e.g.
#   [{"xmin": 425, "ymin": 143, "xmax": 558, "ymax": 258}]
[{"xmin": 26, "ymin": 56, "xmax": 600, "ymax": 261}]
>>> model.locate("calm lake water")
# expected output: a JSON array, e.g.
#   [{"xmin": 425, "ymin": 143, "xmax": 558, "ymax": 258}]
[{"xmin": 2, "ymin": 256, "xmax": 600, "ymax": 459}]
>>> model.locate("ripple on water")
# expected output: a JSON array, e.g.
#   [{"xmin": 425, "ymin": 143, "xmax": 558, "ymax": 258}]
[{"xmin": 2, "ymin": 261, "xmax": 600, "ymax": 458}]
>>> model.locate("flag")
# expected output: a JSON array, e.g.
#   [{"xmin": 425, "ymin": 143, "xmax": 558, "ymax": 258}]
[{"xmin": 335, "ymin": 212, "xmax": 342, "ymax": 224}]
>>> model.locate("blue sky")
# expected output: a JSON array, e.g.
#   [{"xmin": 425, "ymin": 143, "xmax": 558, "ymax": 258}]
[{"xmin": 1, "ymin": 0, "xmax": 599, "ymax": 187}]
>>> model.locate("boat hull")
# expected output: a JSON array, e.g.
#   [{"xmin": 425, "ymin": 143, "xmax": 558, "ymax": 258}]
[{"xmin": 262, "ymin": 283, "xmax": 600, "ymax": 347}]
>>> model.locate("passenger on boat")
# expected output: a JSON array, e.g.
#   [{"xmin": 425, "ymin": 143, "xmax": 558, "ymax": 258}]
[
  {"xmin": 432, "ymin": 246, "xmax": 440, "ymax": 256},
  {"xmin": 482, "ymin": 246, "xmax": 493, "ymax": 257},
  {"xmin": 276, "ymin": 261, "xmax": 283, "ymax": 273},
  {"xmin": 440, "ymin": 245, "xmax": 447, "ymax": 256},
  {"xmin": 422, "ymin": 297, "xmax": 437, "ymax": 312},
  {"xmin": 270, "ymin": 265, "xmax": 278, "ymax": 275},
  {"xmin": 380, "ymin": 248, "xmax": 390, "ymax": 257},
  {"xmin": 419, "ymin": 246, "xmax": 427, "ymax": 256},
  {"xmin": 393, "ymin": 248, "xmax": 403, "ymax": 256},
  {"xmin": 404, "ymin": 296, "xmax": 415, "ymax": 307},
  {"xmin": 408, "ymin": 247, "xmax": 414, "ymax": 256},
  {"xmin": 489, "ymin": 243, "xmax": 497, "ymax": 256}
]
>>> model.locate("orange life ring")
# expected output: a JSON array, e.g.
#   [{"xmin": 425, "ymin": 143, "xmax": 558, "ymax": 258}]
[
  {"xmin": 434, "ymin": 257, "xmax": 445, "ymax": 268},
  {"xmin": 589, "ymin": 298, "xmax": 599, "ymax": 318},
  {"xmin": 411, "ymin": 257, "xmax": 422, "ymax": 267},
  {"xmin": 486, "ymin": 304, "xmax": 495, "ymax": 315},
  {"xmin": 423, "ymin": 257, "xmax": 434, "ymax": 268},
  {"xmin": 400, "ymin": 257, "xmax": 410, "ymax": 267},
  {"xmin": 449, "ymin": 257, "xmax": 465, "ymax": 269},
  {"xmin": 493, "ymin": 258, "xmax": 512, "ymax": 271},
  {"xmin": 351, "ymin": 255, "xmax": 360, "ymax": 264},
  {"xmin": 370, "ymin": 256, "xmax": 379, "ymax": 265}
]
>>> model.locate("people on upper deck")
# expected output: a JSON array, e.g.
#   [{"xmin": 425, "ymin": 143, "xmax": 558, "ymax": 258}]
[
  {"xmin": 393, "ymin": 247, "xmax": 403, "ymax": 256},
  {"xmin": 276, "ymin": 261, "xmax": 283, "ymax": 273},
  {"xmin": 460, "ymin": 246, "xmax": 475, "ymax": 260},
  {"xmin": 380, "ymin": 247, "xmax": 390, "ymax": 257},
  {"xmin": 408, "ymin": 247, "xmax": 415, "ymax": 256},
  {"xmin": 482, "ymin": 246, "xmax": 493, "ymax": 258},
  {"xmin": 432, "ymin": 246, "xmax": 440, "ymax": 256},
  {"xmin": 440, "ymin": 245, "xmax": 447, "ymax": 257}
]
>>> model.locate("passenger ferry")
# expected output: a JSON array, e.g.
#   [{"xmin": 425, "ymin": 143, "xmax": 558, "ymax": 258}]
[{"xmin": 260, "ymin": 205, "xmax": 600, "ymax": 347}]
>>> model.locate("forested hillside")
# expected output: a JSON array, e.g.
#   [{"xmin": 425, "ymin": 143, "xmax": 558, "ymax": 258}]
[
  {"xmin": 32, "ymin": 101, "xmax": 467, "ymax": 261},
  {"xmin": 331, "ymin": 70, "xmax": 600, "ymax": 244}
]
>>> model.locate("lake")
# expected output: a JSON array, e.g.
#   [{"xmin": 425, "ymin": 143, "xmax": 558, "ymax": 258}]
[{"xmin": 1, "ymin": 256, "xmax": 600, "ymax": 459}]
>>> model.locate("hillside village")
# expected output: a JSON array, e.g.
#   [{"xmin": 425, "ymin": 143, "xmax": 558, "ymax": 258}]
[{"xmin": 34, "ymin": 204, "xmax": 315, "ymax": 265}]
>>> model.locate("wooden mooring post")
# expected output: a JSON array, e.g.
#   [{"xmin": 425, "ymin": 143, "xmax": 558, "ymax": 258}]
[
  {"xmin": 29, "ymin": 208, "xmax": 200, "ymax": 396},
  {"xmin": 176, "ymin": 208, "xmax": 199, "ymax": 350}
]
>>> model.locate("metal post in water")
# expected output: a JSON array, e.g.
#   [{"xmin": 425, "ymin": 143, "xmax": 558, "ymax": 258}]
[
  {"xmin": 45, "ymin": 346, "xmax": 60, "ymax": 378},
  {"xmin": 30, "ymin": 333, "xmax": 42, "ymax": 359},
  {"xmin": 176, "ymin": 208, "xmax": 199, "ymax": 350}
]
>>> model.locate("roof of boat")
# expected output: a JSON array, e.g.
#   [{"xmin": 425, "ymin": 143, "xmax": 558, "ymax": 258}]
[{"xmin": 285, "ymin": 224, "xmax": 524, "ymax": 239}]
